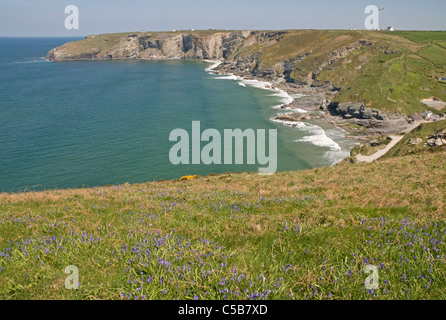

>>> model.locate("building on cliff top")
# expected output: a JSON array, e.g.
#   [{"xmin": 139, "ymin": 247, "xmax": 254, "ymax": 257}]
[
  {"xmin": 386, "ymin": 26, "xmax": 395, "ymax": 31},
  {"xmin": 420, "ymin": 111, "xmax": 434, "ymax": 120}
]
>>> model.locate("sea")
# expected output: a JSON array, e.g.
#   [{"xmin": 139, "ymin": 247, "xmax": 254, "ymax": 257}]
[{"xmin": 0, "ymin": 37, "xmax": 357, "ymax": 192}]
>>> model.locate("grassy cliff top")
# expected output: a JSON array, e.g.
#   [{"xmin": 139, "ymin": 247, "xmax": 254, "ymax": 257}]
[{"xmin": 1, "ymin": 147, "xmax": 445, "ymax": 299}]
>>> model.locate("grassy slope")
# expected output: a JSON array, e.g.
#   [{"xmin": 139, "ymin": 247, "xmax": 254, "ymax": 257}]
[
  {"xmin": 382, "ymin": 120, "xmax": 446, "ymax": 159},
  {"xmin": 59, "ymin": 33, "xmax": 132, "ymax": 56},
  {"xmin": 1, "ymin": 150, "xmax": 445, "ymax": 300},
  {"xmin": 316, "ymin": 31, "xmax": 446, "ymax": 115},
  {"xmin": 226, "ymin": 30, "xmax": 446, "ymax": 114}
]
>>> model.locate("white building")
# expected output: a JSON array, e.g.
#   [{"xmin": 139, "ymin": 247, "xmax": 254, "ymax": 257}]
[{"xmin": 386, "ymin": 26, "xmax": 395, "ymax": 32}]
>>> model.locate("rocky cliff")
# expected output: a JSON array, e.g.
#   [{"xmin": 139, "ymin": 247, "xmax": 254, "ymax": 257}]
[
  {"xmin": 46, "ymin": 31, "xmax": 251, "ymax": 61},
  {"xmin": 46, "ymin": 30, "xmax": 375, "ymax": 90},
  {"xmin": 46, "ymin": 29, "xmax": 446, "ymax": 134}
]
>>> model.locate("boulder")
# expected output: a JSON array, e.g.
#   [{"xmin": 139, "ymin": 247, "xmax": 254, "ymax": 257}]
[
  {"xmin": 427, "ymin": 139, "xmax": 437, "ymax": 147},
  {"xmin": 331, "ymin": 102, "xmax": 385, "ymax": 120}
]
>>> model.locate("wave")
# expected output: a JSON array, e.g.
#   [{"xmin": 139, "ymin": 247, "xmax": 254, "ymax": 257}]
[
  {"xmin": 273, "ymin": 105, "xmax": 308, "ymax": 113},
  {"xmin": 204, "ymin": 60, "xmax": 222, "ymax": 73},
  {"xmin": 240, "ymin": 79, "xmax": 293, "ymax": 107},
  {"xmin": 204, "ymin": 61, "xmax": 294, "ymax": 109},
  {"xmin": 204, "ymin": 60, "xmax": 350, "ymax": 164},
  {"xmin": 212, "ymin": 74, "xmax": 243, "ymax": 81},
  {"xmin": 271, "ymin": 117, "xmax": 341, "ymax": 151},
  {"xmin": 12, "ymin": 57, "xmax": 49, "ymax": 64},
  {"xmin": 211, "ymin": 73, "xmax": 294, "ymax": 109},
  {"xmin": 294, "ymin": 123, "xmax": 342, "ymax": 151}
]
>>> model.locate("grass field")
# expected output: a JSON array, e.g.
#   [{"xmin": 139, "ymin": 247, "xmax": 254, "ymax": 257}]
[{"xmin": 1, "ymin": 149, "xmax": 445, "ymax": 300}]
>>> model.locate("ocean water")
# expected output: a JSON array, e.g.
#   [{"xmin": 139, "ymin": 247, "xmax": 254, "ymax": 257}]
[{"xmin": 0, "ymin": 37, "xmax": 357, "ymax": 192}]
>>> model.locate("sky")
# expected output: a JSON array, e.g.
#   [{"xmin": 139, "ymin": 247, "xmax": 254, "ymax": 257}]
[{"xmin": 0, "ymin": 0, "xmax": 445, "ymax": 37}]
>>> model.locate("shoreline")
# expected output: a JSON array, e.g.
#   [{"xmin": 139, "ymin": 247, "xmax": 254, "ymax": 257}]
[
  {"xmin": 202, "ymin": 58, "xmax": 438, "ymax": 164},
  {"xmin": 203, "ymin": 59, "xmax": 356, "ymax": 165},
  {"xmin": 204, "ymin": 59, "xmax": 294, "ymax": 109}
]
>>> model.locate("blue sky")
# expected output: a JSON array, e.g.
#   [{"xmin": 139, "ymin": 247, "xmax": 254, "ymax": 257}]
[{"xmin": 0, "ymin": 0, "xmax": 445, "ymax": 37}]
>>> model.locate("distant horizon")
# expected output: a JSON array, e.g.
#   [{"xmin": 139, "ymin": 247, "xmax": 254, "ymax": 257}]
[
  {"xmin": 1, "ymin": 28, "xmax": 446, "ymax": 39},
  {"xmin": 1, "ymin": 0, "xmax": 445, "ymax": 37}
]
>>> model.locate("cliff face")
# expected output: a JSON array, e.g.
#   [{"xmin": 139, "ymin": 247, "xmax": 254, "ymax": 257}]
[
  {"xmin": 45, "ymin": 30, "xmax": 446, "ymax": 117},
  {"xmin": 46, "ymin": 31, "xmax": 251, "ymax": 61},
  {"xmin": 45, "ymin": 30, "xmax": 369, "ymax": 88}
]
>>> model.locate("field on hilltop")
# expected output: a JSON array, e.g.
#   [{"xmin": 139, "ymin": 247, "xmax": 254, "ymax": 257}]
[{"xmin": 1, "ymin": 149, "xmax": 445, "ymax": 300}]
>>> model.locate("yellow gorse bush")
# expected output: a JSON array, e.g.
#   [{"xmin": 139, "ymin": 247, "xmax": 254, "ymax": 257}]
[{"xmin": 179, "ymin": 175, "xmax": 197, "ymax": 181}]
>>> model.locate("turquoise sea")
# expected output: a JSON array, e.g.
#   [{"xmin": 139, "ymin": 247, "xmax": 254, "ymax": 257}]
[{"xmin": 0, "ymin": 37, "xmax": 356, "ymax": 192}]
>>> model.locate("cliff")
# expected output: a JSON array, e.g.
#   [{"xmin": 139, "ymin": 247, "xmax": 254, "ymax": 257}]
[
  {"xmin": 46, "ymin": 30, "xmax": 446, "ymax": 119},
  {"xmin": 46, "ymin": 31, "xmax": 250, "ymax": 61}
]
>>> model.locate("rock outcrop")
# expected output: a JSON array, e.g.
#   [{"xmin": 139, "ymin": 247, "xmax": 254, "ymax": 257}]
[
  {"xmin": 46, "ymin": 31, "xmax": 252, "ymax": 61},
  {"xmin": 425, "ymin": 129, "xmax": 446, "ymax": 147},
  {"xmin": 330, "ymin": 102, "xmax": 385, "ymax": 120}
]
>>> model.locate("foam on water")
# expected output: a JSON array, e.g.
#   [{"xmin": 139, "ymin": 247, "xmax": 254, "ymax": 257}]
[
  {"xmin": 290, "ymin": 93, "xmax": 306, "ymax": 99},
  {"xmin": 271, "ymin": 117, "xmax": 341, "ymax": 151},
  {"xmin": 12, "ymin": 57, "xmax": 49, "ymax": 64},
  {"xmin": 204, "ymin": 60, "xmax": 222, "ymax": 73},
  {"xmin": 273, "ymin": 105, "xmax": 308, "ymax": 113},
  {"xmin": 204, "ymin": 58, "xmax": 353, "ymax": 166},
  {"xmin": 295, "ymin": 123, "xmax": 341, "ymax": 151},
  {"xmin": 213, "ymin": 74, "xmax": 243, "ymax": 81},
  {"xmin": 205, "ymin": 61, "xmax": 294, "ymax": 109}
]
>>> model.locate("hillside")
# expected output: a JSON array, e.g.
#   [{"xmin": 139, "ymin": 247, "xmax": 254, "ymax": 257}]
[
  {"xmin": 1, "ymin": 149, "xmax": 445, "ymax": 300},
  {"xmin": 46, "ymin": 29, "xmax": 446, "ymax": 116},
  {"xmin": 382, "ymin": 120, "xmax": 446, "ymax": 159}
]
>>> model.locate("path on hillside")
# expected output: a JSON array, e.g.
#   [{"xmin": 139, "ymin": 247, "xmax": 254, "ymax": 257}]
[{"xmin": 355, "ymin": 121, "xmax": 428, "ymax": 163}]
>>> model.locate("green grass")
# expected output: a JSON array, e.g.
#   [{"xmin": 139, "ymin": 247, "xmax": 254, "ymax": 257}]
[
  {"xmin": 350, "ymin": 136, "xmax": 391, "ymax": 157},
  {"xmin": 1, "ymin": 150, "xmax": 445, "ymax": 300},
  {"xmin": 62, "ymin": 33, "xmax": 134, "ymax": 55},
  {"xmin": 418, "ymin": 45, "xmax": 446, "ymax": 67},
  {"xmin": 392, "ymin": 31, "xmax": 446, "ymax": 44}
]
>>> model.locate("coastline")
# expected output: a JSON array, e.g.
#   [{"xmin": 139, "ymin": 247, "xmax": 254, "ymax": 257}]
[
  {"xmin": 203, "ymin": 59, "xmax": 357, "ymax": 165},
  {"xmin": 45, "ymin": 30, "xmax": 423, "ymax": 148},
  {"xmin": 207, "ymin": 59, "xmax": 419, "ymax": 147}
]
